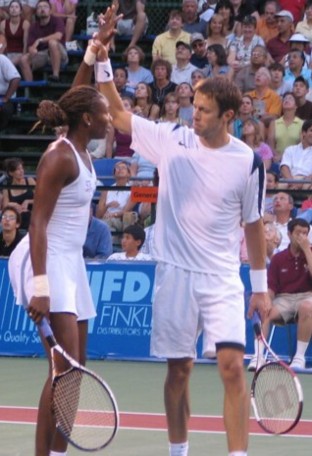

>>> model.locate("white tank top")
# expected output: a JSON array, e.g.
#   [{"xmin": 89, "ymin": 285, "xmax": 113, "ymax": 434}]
[{"xmin": 46, "ymin": 137, "xmax": 97, "ymax": 253}]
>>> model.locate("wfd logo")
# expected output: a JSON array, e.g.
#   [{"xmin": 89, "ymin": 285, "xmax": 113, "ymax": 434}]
[{"xmin": 87, "ymin": 263, "xmax": 156, "ymax": 334}]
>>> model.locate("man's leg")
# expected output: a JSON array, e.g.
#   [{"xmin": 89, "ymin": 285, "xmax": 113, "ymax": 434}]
[
  {"xmin": 165, "ymin": 358, "xmax": 193, "ymax": 455},
  {"xmin": 19, "ymin": 53, "xmax": 34, "ymax": 81},
  {"xmin": 48, "ymin": 40, "xmax": 63, "ymax": 78},
  {"xmin": 291, "ymin": 300, "xmax": 312, "ymax": 368},
  {"xmin": 217, "ymin": 347, "xmax": 249, "ymax": 454},
  {"xmin": 128, "ymin": 11, "xmax": 147, "ymax": 48}
]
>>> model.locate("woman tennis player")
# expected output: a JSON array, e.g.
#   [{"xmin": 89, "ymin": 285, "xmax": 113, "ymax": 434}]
[{"xmin": 8, "ymin": 85, "xmax": 110, "ymax": 456}]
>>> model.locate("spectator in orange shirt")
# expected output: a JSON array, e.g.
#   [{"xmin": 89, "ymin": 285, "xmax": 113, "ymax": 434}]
[
  {"xmin": 247, "ymin": 66, "xmax": 282, "ymax": 127},
  {"xmin": 256, "ymin": 0, "xmax": 279, "ymax": 43}
]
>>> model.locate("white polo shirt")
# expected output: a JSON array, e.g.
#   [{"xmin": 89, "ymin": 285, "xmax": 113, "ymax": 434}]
[
  {"xmin": 131, "ymin": 116, "xmax": 266, "ymax": 273},
  {"xmin": 281, "ymin": 143, "xmax": 312, "ymax": 177}
]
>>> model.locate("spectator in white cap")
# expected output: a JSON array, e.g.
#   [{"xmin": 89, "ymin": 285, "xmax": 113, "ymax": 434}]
[
  {"xmin": 296, "ymin": 1, "xmax": 312, "ymax": 42},
  {"xmin": 267, "ymin": 10, "xmax": 294, "ymax": 63},
  {"xmin": 182, "ymin": 0, "xmax": 208, "ymax": 37},
  {"xmin": 190, "ymin": 32, "xmax": 209, "ymax": 68},
  {"xmin": 279, "ymin": 0, "xmax": 306, "ymax": 24},
  {"xmin": 283, "ymin": 33, "xmax": 312, "ymax": 69},
  {"xmin": 170, "ymin": 40, "xmax": 198, "ymax": 85}
]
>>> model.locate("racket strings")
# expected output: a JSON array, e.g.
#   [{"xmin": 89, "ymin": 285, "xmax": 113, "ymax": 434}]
[
  {"xmin": 53, "ymin": 368, "xmax": 117, "ymax": 451},
  {"xmin": 253, "ymin": 363, "xmax": 301, "ymax": 434}
]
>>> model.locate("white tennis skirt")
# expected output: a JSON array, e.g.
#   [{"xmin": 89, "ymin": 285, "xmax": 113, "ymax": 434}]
[{"xmin": 8, "ymin": 235, "xmax": 96, "ymax": 321}]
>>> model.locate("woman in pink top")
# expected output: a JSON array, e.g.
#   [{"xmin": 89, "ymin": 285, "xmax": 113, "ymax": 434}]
[
  {"xmin": 50, "ymin": 0, "xmax": 77, "ymax": 42},
  {"xmin": 242, "ymin": 117, "xmax": 273, "ymax": 170}
]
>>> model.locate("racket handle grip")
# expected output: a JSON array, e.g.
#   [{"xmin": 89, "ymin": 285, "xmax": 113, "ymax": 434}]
[
  {"xmin": 38, "ymin": 317, "xmax": 53, "ymax": 338},
  {"xmin": 251, "ymin": 311, "xmax": 262, "ymax": 337}
]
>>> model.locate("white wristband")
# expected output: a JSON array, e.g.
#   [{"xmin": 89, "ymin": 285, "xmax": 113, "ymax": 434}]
[
  {"xmin": 95, "ymin": 60, "xmax": 113, "ymax": 83},
  {"xmin": 250, "ymin": 269, "xmax": 267, "ymax": 293},
  {"xmin": 33, "ymin": 274, "xmax": 50, "ymax": 297},
  {"xmin": 83, "ymin": 46, "xmax": 97, "ymax": 66}
]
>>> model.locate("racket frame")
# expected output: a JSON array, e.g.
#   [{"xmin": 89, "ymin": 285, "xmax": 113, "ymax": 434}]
[
  {"xmin": 39, "ymin": 317, "xmax": 119, "ymax": 452},
  {"xmin": 250, "ymin": 313, "xmax": 303, "ymax": 435}
]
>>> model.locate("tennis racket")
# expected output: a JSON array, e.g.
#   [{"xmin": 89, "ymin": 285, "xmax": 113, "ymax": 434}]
[
  {"xmin": 250, "ymin": 312, "xmax": 303, "ymax": 435},
  {"xmin": 38, "ymin": 317, "xmax": 119, "ymax": 452}
]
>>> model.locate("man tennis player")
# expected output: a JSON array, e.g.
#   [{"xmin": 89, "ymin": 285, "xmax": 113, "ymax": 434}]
[{"xmin": 91, "ymin": 39, "xmax": 270, "ymax": 456}]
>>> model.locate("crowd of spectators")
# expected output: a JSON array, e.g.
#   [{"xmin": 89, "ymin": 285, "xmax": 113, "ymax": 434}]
[
  {"xmin": 0, "ymin": 0, "xmax": 311, "ymax": 367},
  {"xmin": 1, "ymin": 0, "xmax": 312, "ymax": 246}
]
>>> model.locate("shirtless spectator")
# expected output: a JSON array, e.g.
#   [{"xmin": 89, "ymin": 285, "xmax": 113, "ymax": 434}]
[{"xmin": 269, "ymin": 62, "xmax": 293, "ymax": 96}]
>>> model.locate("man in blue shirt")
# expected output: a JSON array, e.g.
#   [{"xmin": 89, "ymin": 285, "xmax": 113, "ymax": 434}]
[{"xmin": 83, "ymin": 208, "xmax": 113, "ymax": 259}]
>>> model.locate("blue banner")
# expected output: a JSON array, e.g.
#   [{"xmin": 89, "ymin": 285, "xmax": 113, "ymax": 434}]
[{"xmin": 0, "ymin": 259, "xmax": 311, "ymax": 361}]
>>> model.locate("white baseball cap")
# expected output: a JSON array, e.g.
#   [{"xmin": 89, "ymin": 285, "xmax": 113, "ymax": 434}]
[
  {"xmin": 289, "ymin": 33, "xmax": 310, "ymax": 43},
  {"xmin": 275, "ymin": 10, "xmax": 294, "ymax": 21}
]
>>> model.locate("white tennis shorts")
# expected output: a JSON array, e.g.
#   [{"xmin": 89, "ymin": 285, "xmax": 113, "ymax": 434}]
[{"xmin": 150, "ymin": 262, "xmax": 246, "ymax": 359}]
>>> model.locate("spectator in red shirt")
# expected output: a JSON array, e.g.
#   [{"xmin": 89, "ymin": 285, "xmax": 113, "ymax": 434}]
[
  {"xmin": 19, "ymin": 0, "xmax": 68, "ymax": 81},
  {"xmin": 248, "ymin": 218, "xmax": 312, "ymax": 371},
  {"xmin": 267, "ymin": 9, "xmax": 294, "ymax": 62}
]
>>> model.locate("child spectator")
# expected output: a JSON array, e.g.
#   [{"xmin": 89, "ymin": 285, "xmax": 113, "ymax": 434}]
[
  {"xmin": 107, "ymin": 224, "xmax": 152, "ymax": 261},
  {"xmin": 176, "ymin": 82, "xmax": 194, "ymax": 126},
  {"xmin": 159, "ymin": 92, "xmax": 185, "ymax": 125},
  {"xmin": 113, "ymin": 66, "xmax": 134, "ymax": 98}
]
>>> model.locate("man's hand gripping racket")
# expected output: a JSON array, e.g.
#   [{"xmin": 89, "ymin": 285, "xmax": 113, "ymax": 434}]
[
  {"xmin": 39, "ymin": 317, "xmax": 119, "ymax": 452},
  {"xmin": 250, "ymin": 312, "xmax": 303, "ymax": 435}
]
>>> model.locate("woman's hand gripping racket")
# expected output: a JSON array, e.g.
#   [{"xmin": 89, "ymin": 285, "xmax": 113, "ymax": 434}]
[
  {"xmin": 250, "ymin": 312, "xmax": 303, "ymax": 435},
  {"xmin": 39, "ymin": 317, "xmax": 119, "ymax": 452}
]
